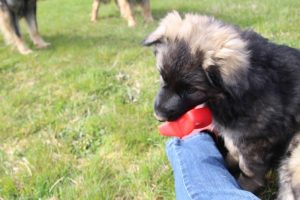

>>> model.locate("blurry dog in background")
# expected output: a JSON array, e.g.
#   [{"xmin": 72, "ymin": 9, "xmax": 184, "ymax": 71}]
[
  {"xmin": 0, "ymin": 0, "xmax": 49, "ymax": 54},
  {"xmin": 91, "ymin": 0, "xmax": 153, "ymax": 27},
  {"xmin": 144, "ymin": 11, "xmax": 300, "ymax": 198}
]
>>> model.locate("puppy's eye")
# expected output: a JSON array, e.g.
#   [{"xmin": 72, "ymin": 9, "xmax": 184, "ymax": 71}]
[
  {"xmin": 176, "ymin": 83, "xmax": 197, "ymax": 97},
  {"xmin": 185, "ymin": 87, "xmax": 197, "ymax": 94},
  {"xmin": 180, "ymin": 87, "xmax": 197, "ymax": 97}
]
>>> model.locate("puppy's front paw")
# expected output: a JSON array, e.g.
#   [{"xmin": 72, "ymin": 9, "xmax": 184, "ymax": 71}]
[
  {"xmin": 225, "ymin": 153, "xmax": 240, "ymax": 177},
  {"xmin": 238, "ymin": 173, "xmax": 264, "ymax": 193}
]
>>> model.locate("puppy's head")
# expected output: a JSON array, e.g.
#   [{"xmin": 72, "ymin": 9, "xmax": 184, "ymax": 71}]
[
  {"xmin": 144, "ymin": 11, "xmax": 250, "ymax": 121},
  {"xmin": 147, "ymin": 39, "xmax": 214, "ymax": 121}
]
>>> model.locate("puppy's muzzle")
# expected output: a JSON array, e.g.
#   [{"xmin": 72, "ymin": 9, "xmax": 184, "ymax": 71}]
[{"xmin": 154, "ymin": 112, "xmax": 167, "ymax": 122}]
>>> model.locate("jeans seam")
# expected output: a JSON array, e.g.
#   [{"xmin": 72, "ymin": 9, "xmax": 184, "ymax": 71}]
[{"xmin": 172, "ymin": 140, "xmax": 197, "ymax": 200}]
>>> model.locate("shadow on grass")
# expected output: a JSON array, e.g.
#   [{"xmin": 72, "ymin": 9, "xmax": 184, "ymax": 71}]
[{"xmin": 45, "ymin": 33, "xmax": 143, "ymax": 52}]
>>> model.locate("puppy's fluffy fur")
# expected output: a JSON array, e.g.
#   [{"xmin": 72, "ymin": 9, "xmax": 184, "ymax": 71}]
[
  {"xmin": 144, "ymin": 11, "xmax": 300, "ymax": 197},
  {"xmin": 278, "ymin": 133, "xmax": 300, "ymax": 200}
]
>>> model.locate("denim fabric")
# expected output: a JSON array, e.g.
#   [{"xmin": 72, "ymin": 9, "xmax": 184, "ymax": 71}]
[{"xmin": 166, "ymin": 133, "xmax": 260, "ymax": 200}]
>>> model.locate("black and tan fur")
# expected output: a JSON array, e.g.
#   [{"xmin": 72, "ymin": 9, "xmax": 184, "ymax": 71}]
[
  {"xmin": 0, "ymin": 0, "xmax": 49, "ymax": 54},
  {"xmin": 91, "ymin": 0, "xmax": 153, "ymax": 27},
  {"xmin": 278, "ymin": 133, "xmax": 300, "ymax": 200},
  {"xmin": 144, "ymin": 11, "xmax": 300, "ymax": 197}
]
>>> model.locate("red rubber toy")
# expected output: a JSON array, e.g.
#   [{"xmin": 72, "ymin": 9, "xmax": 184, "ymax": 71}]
[{"xmin": 158, "ymin": 106, "xmax": 212, "ymax": 138}]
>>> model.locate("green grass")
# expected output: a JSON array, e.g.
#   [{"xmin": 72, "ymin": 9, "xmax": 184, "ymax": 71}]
[{"xmin": 0, "ymin": 0, "xmax": 299, "ymax": 199}]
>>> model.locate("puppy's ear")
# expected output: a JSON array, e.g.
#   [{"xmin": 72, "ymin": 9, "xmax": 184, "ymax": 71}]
[
  {"xmin": 143, "ymin": 31, "xmax": 164, "ymax": 46},
  {"xmin": 205, "ymin": 64, "xmax": 249, "ymax": 97},
  {"xmin": 143, "ymin": 11, "xmax": 182, "ymax": 46}
]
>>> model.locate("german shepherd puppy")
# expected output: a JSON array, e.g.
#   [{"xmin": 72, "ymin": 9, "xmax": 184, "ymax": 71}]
[
  {"xmin": 91, "ymin": 0, "xmax": 153, "ymax": 27},
  {"xmin": 0, "ymin": 0, "xmax": 49, "ymax": 54},
  {"xmin": 144, "ymin": 11, "xmax": 300, "ymax": 198}
]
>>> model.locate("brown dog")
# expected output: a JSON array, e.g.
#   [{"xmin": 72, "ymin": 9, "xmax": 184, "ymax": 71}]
[
  {"xmin": 0, "ymin": 0, "xmax": 50, "ymax": 54},
  {"xmin": 91, "ymin": 0, "xmax": 153, "ymax": 27}
]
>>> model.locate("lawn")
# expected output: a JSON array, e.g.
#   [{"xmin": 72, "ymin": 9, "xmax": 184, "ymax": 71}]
[{"xmin": 0, "ymin": 0, "xmax": 299, "ymax": 199}]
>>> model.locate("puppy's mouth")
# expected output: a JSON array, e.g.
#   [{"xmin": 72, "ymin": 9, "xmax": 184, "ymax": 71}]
[
  {"xmin": 154, "ymin": 111, "xmax": 185, "ymax": 122},
  {"xmin": 154, "ymin": 113, "xmax": 167, "ymax": 122},
  {"xmin": 154, "ymin": 100, "xmax": 209, "ymax": 122}
]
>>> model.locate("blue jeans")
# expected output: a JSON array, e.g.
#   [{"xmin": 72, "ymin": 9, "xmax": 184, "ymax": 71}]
[{"xmin": 166, "ymin": 133, "xmax": 260, "ymax": 200}]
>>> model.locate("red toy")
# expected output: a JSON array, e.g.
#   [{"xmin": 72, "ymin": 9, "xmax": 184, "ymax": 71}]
[{"xmin": 158, "ymin": 106, "xmax": 213, "ymax": 138}]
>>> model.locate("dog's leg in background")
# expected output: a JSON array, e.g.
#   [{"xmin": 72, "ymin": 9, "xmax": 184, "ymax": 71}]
[
  {"xmin": 25, "ymin": 0, "xmax": 49, "ymax": 49},
  {"xmin": 91, "ymin": 0, "xmax": 100, "ymax": 22},
  {"xmin": 140, "ymin": 0, "xmax": 153, "ymax": 23},
  {"xmin": 278, "ymin": 134, "xmax": 300, "ymax": 200},
  {"xmin": 117, "ymin": 0, "xmax": 136, "ymax": 27},
  {"xmin": 0, "ymin": 0, "xmax": 31, "ymax": 54}
]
